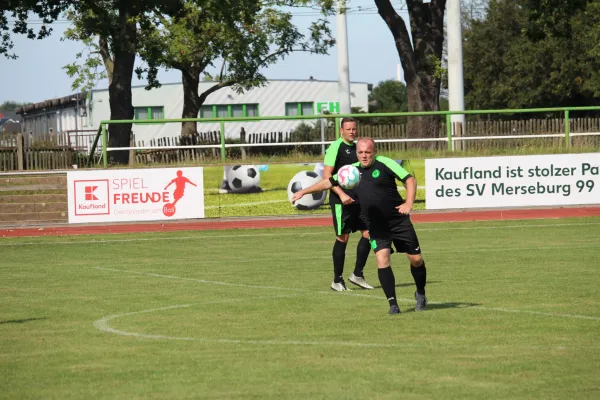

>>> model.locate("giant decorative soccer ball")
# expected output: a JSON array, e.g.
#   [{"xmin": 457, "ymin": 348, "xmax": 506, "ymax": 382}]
[
  {"xmin": 287, "ymin": 171, "xmax": 327, "ymax": 210},
  {"xmin": 337, "ymin": 164, "xmax": 361, "ymax": 189},
  {"xmin": 227, "ymin": 164, "xmax": 260, "ymax": 193}
]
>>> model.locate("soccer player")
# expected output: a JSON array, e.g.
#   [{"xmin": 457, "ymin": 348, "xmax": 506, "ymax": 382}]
[
  {"xmin": 322, "ymin": 117, "xmax": 373, "ymax": 291},
  {"xmin": 292, "ymin": 137, "xmax": 427, "ymax": 314}
]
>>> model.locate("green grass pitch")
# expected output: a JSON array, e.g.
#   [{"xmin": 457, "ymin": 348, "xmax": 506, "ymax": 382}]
[{"xmin": 1, "ymin": 217, "xmax": 600, "ymax": 398}]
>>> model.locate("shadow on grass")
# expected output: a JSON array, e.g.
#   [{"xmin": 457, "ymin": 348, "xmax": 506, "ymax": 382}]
[
  {"xmin": 366, "ymin": 280, "xmax": 443, "ymax": 290},
  {"xmin": 0, "ymin": 317, "xmax": 47, "ymax": 325},
  {"xmin": 400, "ymin": 301, "xmax": 481, "ymax": 314}
]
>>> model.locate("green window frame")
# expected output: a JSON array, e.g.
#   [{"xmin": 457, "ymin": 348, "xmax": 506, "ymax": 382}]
[
  {"xmin": 285, "ymin": 102, "xmax": 314, "ymax": 116},
  {"xmin": 198, "ymin": 104, "xmax": 260, "ymax": 118},
  {"xmin": 134, "ymin": 106, "xmax": 164, "ymax": 120},
  {"xmin": 134, "ymin": 106, "xmax": 164, "ymax": 123}
]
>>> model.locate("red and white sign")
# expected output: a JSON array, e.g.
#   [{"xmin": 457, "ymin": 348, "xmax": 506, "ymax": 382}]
[{"xmin": 67, "ymin": 167, "xmax": 204, "ymax": 223}]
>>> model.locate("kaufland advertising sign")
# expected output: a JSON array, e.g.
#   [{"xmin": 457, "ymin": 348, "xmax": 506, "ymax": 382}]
[
  {"xmin": 425, "ymin": 153, "xmax": 600, "ymax": 210},
  {"xmin": 67, "ymin": 167, "xmax": 204, "ymax": 223}
]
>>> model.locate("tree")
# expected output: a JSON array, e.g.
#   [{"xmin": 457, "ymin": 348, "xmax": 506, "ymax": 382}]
[
  {"xmin": 374, "ymin": 0, "xmax": 447, "ymax": 145},
  {"xmin": 463, "ymin": 0, "xmax": 600, "ymax": 113},
  {"xmin": 3, "ymin": 1, "xmax": 186, "ymax": 164},
  {"xmin": 136, "ymin": 0, "xmax": 334, "ymax": 139},
  {"xmin": 369, "ymin": 80, "xmax": 408, "ymax": 113},
  {"xmin": 0, "ymin": 0, "xmax": 65, "ymax": 59},
  {"xmin": 364, "ymin": 79, "xmax": 408, "ymax": 125},
  {"xmin": 0, "ymin": 101, "xmax": 31, "ymax": 111}
]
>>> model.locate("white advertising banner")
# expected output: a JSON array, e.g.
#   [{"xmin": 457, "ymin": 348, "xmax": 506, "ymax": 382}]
[
  {"xmin": 425, "ymin": 153, "xmax": 600, "ymax": 210},
  {"xmin": 67, "ymin": 167, "xmax": 204, "ymax": 223}
]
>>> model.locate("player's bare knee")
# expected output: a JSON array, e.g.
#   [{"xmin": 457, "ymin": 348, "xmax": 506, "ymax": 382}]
[
  {"xmin": 376, "ymin": 250, "xmax": 391, "ymax": 268},
  {"xmin": 407, "ymin": 254, "xmax": 423, "ymax": 267},
  {"xmin": 336, "ymin": 234, "xmax": 349, "ymax": 243},
  {"xmin": 360, "ymin": 230, "xmax": 370, "ymax": 239}
]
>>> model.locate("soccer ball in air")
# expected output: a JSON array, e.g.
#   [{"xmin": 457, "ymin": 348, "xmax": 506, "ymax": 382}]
[
  {"xmin": 227, "ymin": 165, "xmax": 260, "ymax": 193},
  {"xmin": 287, "ymin": 171, "xmax": 327, "ymax": 210},
  {"xmin": 337, "ymin": 164, "xmax": 361, "ymax": 189}
]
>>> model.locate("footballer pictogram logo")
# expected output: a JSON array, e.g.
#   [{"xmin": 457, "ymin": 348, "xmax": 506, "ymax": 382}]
[
  {"xmin": 85, "ymin": 186, "xmax": 99, "ymax": 201},
  {"xmin": 163, "ymin": 170, "xmax": 197, "ymax": 217}
]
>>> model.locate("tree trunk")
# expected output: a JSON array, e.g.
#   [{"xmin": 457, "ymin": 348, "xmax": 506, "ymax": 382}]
[
  {"xmin": 406, "ymin": 72, "xmax": 441, "ymax": 149},
  {"xmin": 181, "ymin": 69, "xmax": 201, "ymax": 140},
  {"xmin": 375, "ymin": 0, "xmax": 446, "ymax": 149},
  {"xmin": 107, "ymin": 49, "xmax": 136, "ymax": 164},
  {"xmin": 107, "ymin": 11, "xmax": 137, "ymax": 165}
]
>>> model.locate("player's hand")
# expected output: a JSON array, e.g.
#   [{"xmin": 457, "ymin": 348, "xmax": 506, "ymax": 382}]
[
  {"xmin": 340, "ymin": 193, "xmax": 355, "ymax": 206},
  {"xmin": 291, "ymin": 191, "xmax": 304, "ymax": 204},
  {"xmin": 396, "ymin": 202, "xmax": 413, "ymax": 215}
]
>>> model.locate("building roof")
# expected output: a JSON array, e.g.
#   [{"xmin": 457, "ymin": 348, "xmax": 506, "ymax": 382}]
[
  {"xmin": 91, "ymin": 78, "xmax": 372, "ymax": 93},
  {"xmin": 16, "ymin": 93, "xmax": 85, "ymax": 115}
]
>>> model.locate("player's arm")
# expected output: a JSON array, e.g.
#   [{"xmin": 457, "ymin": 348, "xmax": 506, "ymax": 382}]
[
  {"xmin": 378, "ymin": 156, "xmax": 416, "ymax": 214},
  {"xmin": 291, "ymin": 177, "xmax": 334, "ymax": 204},
  {"xmin": 399, "ymin": 176, "xmax": 417, "ymax": 214},
  {"xmin": 323, "ymin": 143, "xmax": 353, "ymax": 205}
]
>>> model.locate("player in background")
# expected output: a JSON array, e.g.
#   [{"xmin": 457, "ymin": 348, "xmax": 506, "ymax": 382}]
[{"xmin": 322, "ymin": 117, "xmax": 373, "ymax": 291}]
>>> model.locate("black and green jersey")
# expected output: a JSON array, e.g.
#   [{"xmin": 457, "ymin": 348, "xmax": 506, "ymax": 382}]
[
  {"xmin": 332, "ymin": 155, "xmax": 412, "ymax": 227},
  {"xmin": 323, "ymin": 137, "xmax": 358, "ymax": 204}
]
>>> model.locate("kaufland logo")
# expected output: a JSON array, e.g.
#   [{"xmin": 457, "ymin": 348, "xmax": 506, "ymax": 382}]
[
  {"xmin": 74, "ymin": 179, "xmax": 110, "ymax": 216},
  {"xmin": 85, "ymin": 186, "xmax": 99, "ymax": 201}
]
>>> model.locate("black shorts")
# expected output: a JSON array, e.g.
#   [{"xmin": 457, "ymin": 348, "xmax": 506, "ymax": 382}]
[
  {"xmin": 330, "ymin": 203, "xmax": 368, "ymax": 236},
  {"xmin": 369, "ymin": 217, "xmax": 421, "ymax": 255}
]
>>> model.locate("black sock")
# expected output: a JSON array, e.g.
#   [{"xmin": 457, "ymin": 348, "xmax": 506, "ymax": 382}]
[
  {"xmin": 332, "ymin": 240, "xmax": 347, "ymax": 282},
  {"xmin": 378, "ymin": 266, "xmax": 398, "ymax": 307},
  {"xmin": 410, "ymin": 261, "xmax": 427, "ymax": 295},
  {"xmin": 353, "ymin": 237, "xmax": 371, "ymax": 277}
]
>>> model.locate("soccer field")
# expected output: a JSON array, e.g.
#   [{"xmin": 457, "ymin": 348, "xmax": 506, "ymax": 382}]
[{"xmin": 2, "ymin": 217, "xmax": 600, "ymax": 399}]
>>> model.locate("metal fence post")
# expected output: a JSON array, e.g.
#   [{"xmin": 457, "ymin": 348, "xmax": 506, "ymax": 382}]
[
  {"xmin": 446, "ymin": 113, "xmax": 453, "ymax": 151},
  {"xmin": 220, "ymin": 121, "xmax": 226, "ymax": 161},
  {"xmin": 17, "ymin": 132, "xmax": 24, "ymax": 170},
  {"xmin": 102, "ymin": 124, "xmax": 108, "ymax": 168},
  {"xmin": 564, "ymin": 110, "xmax": 570, "ymax": 148}
]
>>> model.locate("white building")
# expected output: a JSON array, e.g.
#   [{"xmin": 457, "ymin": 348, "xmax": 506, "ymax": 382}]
[{"xmin": 19, "ymin": 79, "xmax": 371, "ymax": 147}]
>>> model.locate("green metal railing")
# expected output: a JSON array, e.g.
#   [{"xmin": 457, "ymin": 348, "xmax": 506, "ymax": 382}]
[{"xmin": 100, "ymin": 106, "xmax": 600, "ymax": 168}]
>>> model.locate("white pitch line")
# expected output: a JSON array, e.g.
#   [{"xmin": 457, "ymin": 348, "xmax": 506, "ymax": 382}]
[
  {"xmin": 205, "ymin": 199, "xmax": 288, "ymax": 209},
  {"xmin": 96, "ymin": 267, "xmax": 600, "ymax": 322},
  {"xmin": 93, "ymin": 297, "xmax": 412, "ymax": 348},
  {"xmin": 469, "ymin": 306, "xmax": 600, "ymax": 321},
  {"xmin": 2, "ymin": 221, "xmax": 600, "ymax": 247},
  {"xmin": 95, "ymin": 267, "xmax": 383, "ymax": 300},
  {"xmin": 0, "ymin": 231, "xmax": 328, "ymax": 247}
]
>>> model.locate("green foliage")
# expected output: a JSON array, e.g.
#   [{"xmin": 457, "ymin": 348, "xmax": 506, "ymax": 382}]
[
  {"xmin": 136, "ymin": 0, "xmax": 335, "ymax": 94},
  {"xmin": 368, "ymin": 80, "xmax": 408, "ymax": 113},
  {"xmin": 0, "ymin": 0, "xmax": 65, "ymax": 59},
  {"xmin": 464, "ymin": 0, "xmax": 600, "ymax": 112},
  {"xmin": 0, "ymin": 100, "xmax": 30, "ymax": 111},
  {"xmin": 364, "ymin": 79, "xmax": 408, "ymax": 125},
  {"xmin": 61, "ymin": 32, "xmax": 107, "ymax": 92}
]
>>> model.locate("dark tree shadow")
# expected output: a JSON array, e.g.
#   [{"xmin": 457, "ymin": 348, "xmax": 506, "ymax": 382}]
[{"xmin": 0, "ymin": 317, "xmax": 47, "ymax": 325}]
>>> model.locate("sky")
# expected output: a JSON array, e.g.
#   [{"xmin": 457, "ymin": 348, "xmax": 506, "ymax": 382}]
[{"xmin": 0, "ymin": 2, "xmax": 411, "ymax": 105}]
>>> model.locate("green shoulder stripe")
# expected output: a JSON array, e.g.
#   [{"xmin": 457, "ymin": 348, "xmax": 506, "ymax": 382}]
[
  {"xmin": 376, "ymin": 155, "xmax": 410, "ymax": 180},
  {"xmin": 324, "ymin": 138, "xmax": 343, "ymax": 166}
]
